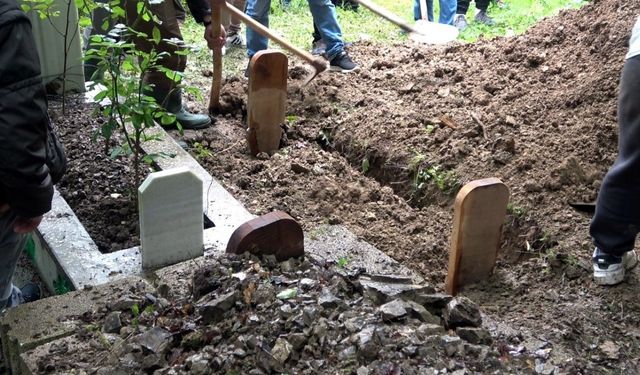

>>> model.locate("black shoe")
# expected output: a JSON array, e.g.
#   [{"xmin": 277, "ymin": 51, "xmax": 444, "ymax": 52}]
[
  {"xmin": 19, "ymin": 282, "xmax": 41, "ymax": 304},
  {"xmin": 244, "ymin": 60, "xmax": 250, "ymax": 79},
  {"xmin": 475, "ymin": 10, "xmax": 495, "ymax": 25},
  {"xmin": 329, "ymin": 51, "xmax": 358, "ymax": 73}
]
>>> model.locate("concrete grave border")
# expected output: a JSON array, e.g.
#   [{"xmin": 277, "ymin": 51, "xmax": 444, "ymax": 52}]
[
  {"xmin": 31, "ymin": 126, "xmax": 423, "ymax": 293},
  {"xmin": 32, "ymin": 128, "xmax": 254, "ymax": 292}
]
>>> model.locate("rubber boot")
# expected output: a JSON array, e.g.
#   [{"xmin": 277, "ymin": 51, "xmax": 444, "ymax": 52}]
[{"xmin": 159, "ymin": 89, "xmax": 212, "ymax": 130}]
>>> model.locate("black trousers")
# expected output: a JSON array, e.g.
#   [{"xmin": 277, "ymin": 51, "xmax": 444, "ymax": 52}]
[
  {"xmin": 590, "ymin": 56, "xmax": 640, "ymax": 255},
  {"xmin": 457, "ymin": 0, "xmax": 489, "ymax": 14}
]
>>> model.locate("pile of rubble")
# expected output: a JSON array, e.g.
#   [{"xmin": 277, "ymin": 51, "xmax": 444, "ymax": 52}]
[{"xmin": 29, "ymin": 254, "xmax": 542, "ymax": 374}]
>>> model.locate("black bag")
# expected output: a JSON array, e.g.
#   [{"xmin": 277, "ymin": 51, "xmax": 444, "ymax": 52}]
[{"xmin": 45, "ymin": 114, "xmax": 67, "ymax": 184}]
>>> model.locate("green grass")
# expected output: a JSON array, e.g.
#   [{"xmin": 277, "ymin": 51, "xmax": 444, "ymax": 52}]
[{"xmin": 179, "ymin": 0, "xmax": 586, "ymax": 79}]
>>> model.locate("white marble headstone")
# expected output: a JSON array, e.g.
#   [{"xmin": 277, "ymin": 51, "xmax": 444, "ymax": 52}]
[{"xmin": 139, "ymin": 167, "xmax": 204, "ymax": 269}]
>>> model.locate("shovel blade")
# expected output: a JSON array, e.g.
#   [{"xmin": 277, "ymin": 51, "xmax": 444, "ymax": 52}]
[{"xmin": 410, "ymin": 20, "xmax": 459, "ymax": 44}]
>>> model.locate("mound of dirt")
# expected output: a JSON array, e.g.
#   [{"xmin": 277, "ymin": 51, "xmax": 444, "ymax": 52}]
[{"xmin": 189, "ymin": 0, "xmax": 640, "ymax": 371}]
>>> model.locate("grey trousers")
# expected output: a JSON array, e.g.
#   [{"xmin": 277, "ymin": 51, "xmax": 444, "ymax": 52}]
[
  {"xmin": 0, "ymin": 212, "xmax": 27, "ymax": 308},
  {"xmin": 590, "ymin": 56, "xmax": 640, "ymax": 256}
]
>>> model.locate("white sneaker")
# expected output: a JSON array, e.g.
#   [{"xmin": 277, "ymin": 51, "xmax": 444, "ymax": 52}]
[
  {"xmin": 226, "ymin": 32, "xmax": 245, "ymax": 48},
  {"xmin": 592, "ymin": 248, "xmax": 638, "ymax": 286}
]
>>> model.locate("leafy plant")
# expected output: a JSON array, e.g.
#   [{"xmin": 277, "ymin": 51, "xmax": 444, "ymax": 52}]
[
  {"xmin": 361, "ymin": 157, "xmax": 370, "ymax": 174},
  {"xmin": 193, "ymin": 142, "xmax": 213, "ymax": 160},
  {"xmin": 413, "ymin": 165, "xmax": 461, "ymax": 195},
  {"xmin": 131, "ymin": 303, "xmax": 140, "ymax": 317},
  {"xmin": 85, "ymin": 5, "xmax": 183, "ymax": 188},
  {"xmin": 507, "ymin": 202, "xmax": 528, "ymax": 218},
  {"xmin": 337, "ymin": 256, "xmax": 350, "ymax": 269},
  {"xmin": 53, "ymin": 275, "xmax": 72, "ymax": 295}
]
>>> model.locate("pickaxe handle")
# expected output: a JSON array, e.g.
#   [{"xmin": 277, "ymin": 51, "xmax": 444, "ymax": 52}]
[
  {"xmin": 356, "ymin": 0, "xmax": 419, "ymax": 34},
  {"xmin": 225, "ymin": 2, "xmax": 314, "ymax": 63},
  {"xmin": 208, "ymin": 1, "xmax": 223, "ymax": 112},
  {"xmin": 224, "ymin": 1, "xmax": 328, "ymax": 79}
]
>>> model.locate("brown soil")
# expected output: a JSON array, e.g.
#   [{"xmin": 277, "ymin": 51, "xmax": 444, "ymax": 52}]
[
  {"xmin": 182, "ymin": 0, "xmax": 640, "ymax": 372},
  {"xmin": 52, "ymin": 100, "xmax": 140, "ymax": 253},
  {"xmin": 50, "ymin": 0, "xmax": 640, "ymax": 371}
]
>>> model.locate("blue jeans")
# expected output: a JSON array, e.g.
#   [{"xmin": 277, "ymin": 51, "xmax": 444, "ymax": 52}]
[
  {"xmin": 246, "ymin": 0, "xmax": 345, "ymax": 60},
  {"xmin": 413, "ymin": 0, "xmax": 456, "ymax": 25}
]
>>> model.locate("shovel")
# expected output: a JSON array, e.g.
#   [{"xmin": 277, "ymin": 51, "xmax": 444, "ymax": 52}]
[
  {"xmin": 356, "ymin": 0, "xmax": 458, "ymax": 44},
  {"xmin": 208, "ymin": 0, "xmax": 223, "ymax": 113},
  {"xmin": 224, "ymin": 2, "xmax": 328, "ymax": 84}
]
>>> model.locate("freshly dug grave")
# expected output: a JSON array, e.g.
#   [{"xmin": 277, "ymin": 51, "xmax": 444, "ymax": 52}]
[
  {"xmin": 28, "ymin": 254, "xmax": 539, "ymax": 374},
  {"xmin": 46, "ymin": 0, "xmax": 640, "ymax": 371},
  {"xmin": 181, "ymin": 0, "xmax": 640, "ymax": 372}
]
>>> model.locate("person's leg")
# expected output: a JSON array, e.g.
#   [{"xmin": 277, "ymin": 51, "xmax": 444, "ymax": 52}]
[
  {"xmin": 591, "ymin": 56, "xmax": 640, "ymax": 255},
  {"xmin": 312, "ymin": 22, "xmax": 322, "ymax": 43},
  {"xmin": 246, "ymin": 0, "xmax": 271, "ymax": 58},
  {"xmin": 0, "ymin": 212, "xmax": 27, "ymax": 309},
  {"xmin": 454, "ymin": 0, "xmax": 470, "ymax": 29},
  {"xmin": 413, "ymin": 0, "xmax": 434, "ymax": 21},
  {"xmin": 474, "ymin": 0, "xmax": 494, "ymax": 24},
  {"xmin": 311, "ymin": 22, "xmax": 327, "ymax": 55},
  {"xmin": 426, "ymin": 0, "xmax": 434, "ymax": 22},
  {"xmin": 125, "ymin": 0, "xmax": 186, "ymax": 95},
  {"xmin": 438, "ymin": 0, "xmax": 457, "ymax": 25},
  {"xmin": 456, "ymin": 0, "xmax": 469, "ymax": 14},
  {"xmin": 475, "ymin": 0, "xmax": 489, "ymax": 12},
  {"xmin": 226, "ymin": 0, "xmax": 246, "ymax": 46},
  {"xmin": 173, "ymin": 0, "xmax": 187, "ymax": 22},
  {"xmin": 306, "ymin": 0, "xmax": 344, "ymax": 60},
  {"xmin": 125, "ymin": 0, "xmax": 210, "ymax": 129}
]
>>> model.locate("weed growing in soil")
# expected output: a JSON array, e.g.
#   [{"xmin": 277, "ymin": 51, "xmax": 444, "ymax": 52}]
[
  {"xmin": 337, "ymin": 256, "xmax": 351, "ymax": 268},
  {"xmin": 413, "ymin": 165, "xmax": 461, "ymax": 196},
  {"xmin": 193, "ymin": 142, "xmax": 213, "ymax": 160},
  {"xmin": 507, "ymin": 202, "xmax": 528, "ymax": 218}
]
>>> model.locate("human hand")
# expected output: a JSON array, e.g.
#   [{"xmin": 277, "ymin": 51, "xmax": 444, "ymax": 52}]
[
  {"xmin": 13, "ymin": 216, "xmax": 43, "ymax": 234},
  {"xmin": 204, "ymin": 24, "xmax": 226, "ymax": 50}
]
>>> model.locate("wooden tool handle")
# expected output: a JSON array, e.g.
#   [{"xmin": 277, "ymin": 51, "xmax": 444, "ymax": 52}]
[
  {"xmin": 208, "ymin": 4, "xmax": 223, "ymax": 112},
  {"xmin": 418, "ymin": 0, "xmax": 427, "ymax": 20},
  {"xmin": 225, "ymin": 2, "xmax": 316, "ymax": 64},
  {"xmin": 356, "ymin": 0, "xmax": 418, "ymax": 34}
]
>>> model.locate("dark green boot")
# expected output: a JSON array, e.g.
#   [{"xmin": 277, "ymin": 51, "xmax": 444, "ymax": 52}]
[{"xmin": 158, "ymin": 89, "xmax": 212, "ymax": 130}]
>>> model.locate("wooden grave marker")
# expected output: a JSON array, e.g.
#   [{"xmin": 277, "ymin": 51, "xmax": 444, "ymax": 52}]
[
  {"xmin": 247, "ymin": 50, "xmax": 287, "ymax": 156},
  {"xmin": 445, "ymin": 178, "xmax": 510, "ymax": 295},
  {"xmin": 139, "ymin": 167, "xmax": 204, "ymax": 269},
  {"xmin": 226, "ymin": 211, "xmax": 304, "ymax": 261}
]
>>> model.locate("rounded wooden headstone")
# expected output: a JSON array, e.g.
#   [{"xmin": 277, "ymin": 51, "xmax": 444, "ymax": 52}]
[
  {"xmin": 445, "ymin": 178, "xmax": 510, "ymax": 295},
  {"xmin": 226, "ymin": 211, "xmax": 304, "ymax": 261},
  {"xmin": 247, "ymin": 50, "xmax": 288, "ymax": 156}
]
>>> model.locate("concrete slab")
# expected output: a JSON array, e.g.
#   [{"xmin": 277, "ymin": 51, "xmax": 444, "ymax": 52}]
[
  {"xmin": 0, "ymin": 277, "xmax": 152, "ymax": 374},
  {"xmin": 139, "ymin": 167, "xmax": 204, "ymax": 269},
  {"xmin": 305, "ymin": 225, "xmax": 424, "ymax": 284},
  {"xmin": 153, "ymin": 225, "xmax": 425, "ymax": 302},
  {"xmin": 36, "ymin": 189, "xmax": 136, "ymax": 291}
]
